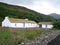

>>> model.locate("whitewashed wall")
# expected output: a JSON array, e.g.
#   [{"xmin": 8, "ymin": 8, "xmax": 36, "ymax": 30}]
[
  {"xmin": 10, "ymin": 23, "xmax": 39, "ymax": 28},
  {"xmin": 10, "ymin": 23, "xmax": 24, "ymax": 28},
  {"xmin": 25, "ymin": 23, "xmax": 39, "ymax": 28},
  {"xmin": 47, "ymin": 25, "xmax": 53, "ymax": 28},
  {"xmin": 42, "ymin": 24, "xmax": 53, "ymax": 28}
]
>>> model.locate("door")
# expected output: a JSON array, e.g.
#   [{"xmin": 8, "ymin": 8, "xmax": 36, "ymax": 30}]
[{"xmin": 39, "ymin": 24, "xmax": 42, "ymax": 28}]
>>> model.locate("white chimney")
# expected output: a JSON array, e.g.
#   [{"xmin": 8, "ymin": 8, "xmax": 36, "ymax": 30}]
[{"xmin": 25, "ymin": 19, "xmax": 28, "ymax": 20}]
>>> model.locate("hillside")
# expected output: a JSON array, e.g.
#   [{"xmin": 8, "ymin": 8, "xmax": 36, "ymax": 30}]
[
  {"xmin": 49, "ymin": 13, "xmax": 60, "ymax": 19},
  {"xmin": 0, "ymin": 2, "xmax": 56, "ymax": 25}
]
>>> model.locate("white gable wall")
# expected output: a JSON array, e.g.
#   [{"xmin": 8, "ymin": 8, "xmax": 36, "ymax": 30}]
[{"xmin": 2, "ymin": 17, "xmax": 11, "ymax": 27}]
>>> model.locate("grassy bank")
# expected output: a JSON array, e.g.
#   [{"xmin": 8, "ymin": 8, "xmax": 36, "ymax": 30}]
[{"xmin": 0, "ymin": 27, "xmax": 54, "ymax": 45}]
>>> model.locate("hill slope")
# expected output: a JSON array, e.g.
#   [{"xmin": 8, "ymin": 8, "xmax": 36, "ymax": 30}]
[
  {"xmin": 49, "ymin": 13, "xmax": 60, "ymax": 19},
  {"xmin": 0, "ymin": 2, "xmax": 56, "ymax": 25}
]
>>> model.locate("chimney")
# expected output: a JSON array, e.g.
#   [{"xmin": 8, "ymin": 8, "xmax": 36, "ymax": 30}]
[{"xmin": 25, "ymin": 19, "xmax": 28, "ymax": 20}]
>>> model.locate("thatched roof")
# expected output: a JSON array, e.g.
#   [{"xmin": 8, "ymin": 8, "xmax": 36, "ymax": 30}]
[
  {"xmin": 38, "ymin": 22, "xmax": 53, "ymax": 25},
  {"xmin": 8, "ymin": 18, "xmax": 36, "ymax": 24}
]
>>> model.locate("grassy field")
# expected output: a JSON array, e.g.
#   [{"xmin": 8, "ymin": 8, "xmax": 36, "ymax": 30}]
[{"xmin": 0, "ymin": 27, "xmax": 54, "ymax": 45}]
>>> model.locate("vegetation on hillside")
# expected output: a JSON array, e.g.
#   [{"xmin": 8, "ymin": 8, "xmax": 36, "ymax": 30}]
[
  {"xmin": 53, "ymin": 20, "xmax": 60, "ymax": 29},
  {"xmin": 0, "ymin": 27, "xmax": 54, "ymax": 45},
  {"xmin": 0, "ymin": 2, "xmax": 56, "ymax": 25}
]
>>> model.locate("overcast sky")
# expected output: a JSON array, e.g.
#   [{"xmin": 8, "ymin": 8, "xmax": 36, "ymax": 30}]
[{"xmin": 0, "ymin": 0, "xmax": 60, "ymax": 14}]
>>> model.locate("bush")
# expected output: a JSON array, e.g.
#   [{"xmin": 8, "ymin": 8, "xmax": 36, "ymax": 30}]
[{"xmin": 53, "ymin": 21, "xmax": 60, "ymax": 29}]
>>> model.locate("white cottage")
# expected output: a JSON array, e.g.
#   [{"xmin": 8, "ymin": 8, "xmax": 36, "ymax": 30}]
[
  {"xmin": 2, "ymin": 17, "xmax": 39, "ymax": 28},
  {"xmin": 39, "ymin": 22, "xmax": 53, "ymax": 29}
]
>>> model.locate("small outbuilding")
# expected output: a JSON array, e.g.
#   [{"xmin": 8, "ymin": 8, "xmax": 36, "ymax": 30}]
[
  {"xmin": 2, "ymin": 17, "xmax": 39, "ymax": 28},
  {"xmin": 39, "ymin": 22, "xmax": 53, "ymax": 29}
]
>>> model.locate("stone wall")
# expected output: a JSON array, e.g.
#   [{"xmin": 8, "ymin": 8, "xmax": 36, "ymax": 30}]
[{"xmin": 20, "ymin": 30, "xmax": 60, "ymax": 45}]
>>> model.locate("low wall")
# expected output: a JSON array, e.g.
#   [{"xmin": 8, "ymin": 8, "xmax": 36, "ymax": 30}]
[{"xmin": 20, "ymin": 30, "xmax": 60, "ymax": 45}]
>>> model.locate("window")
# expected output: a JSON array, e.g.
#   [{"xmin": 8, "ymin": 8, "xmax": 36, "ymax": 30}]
[
  {"xmin": 45, "ymin": 24, "xmax": 47, "ymax": 28},
  {"xmin": 23, "ymin": 23, "xmax": 25, "ymax": 28},
  {"xmin": 15, "ymin": 23, "xmax": 16, "ymax": 26},
  {"xmin": 39, "ymin": 24, "xmax": 42, "ymax": 28}
]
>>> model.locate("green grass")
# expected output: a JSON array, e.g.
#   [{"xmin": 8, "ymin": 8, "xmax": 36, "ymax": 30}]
[
  {"xmin": 0, "ymin": 28, "xmax": 17, "ymax": 45},
  {"xmin": 0, "ymin": 27, "xmax": 55, "ymax": 45}
]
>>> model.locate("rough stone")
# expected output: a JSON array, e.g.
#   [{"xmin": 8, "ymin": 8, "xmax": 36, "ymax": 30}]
[{"xmin": 20, "ymin": 30, "xmax": 60, "ymax": 45}]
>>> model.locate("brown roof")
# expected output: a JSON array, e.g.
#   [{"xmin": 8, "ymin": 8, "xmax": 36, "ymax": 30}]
[
  {"xmin": 8, "ymin": 18, "xmax": 36, "ymax": 24},
  {"xmin": 38, "ymin": 22, "xmax": 53, "ymax": 24}
]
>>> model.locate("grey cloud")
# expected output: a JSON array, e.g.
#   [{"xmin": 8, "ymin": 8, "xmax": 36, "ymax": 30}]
[
  {"xmin": 0, "ymin": 0, "xmax": 60, "ymax": 8},
  {"xmin": 0, "ymin": 0, "xmax": 35, "ymax": 5},
  {"xmin": 48, "ymin": 0, "xmax": 60, "ymax": 8}
]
